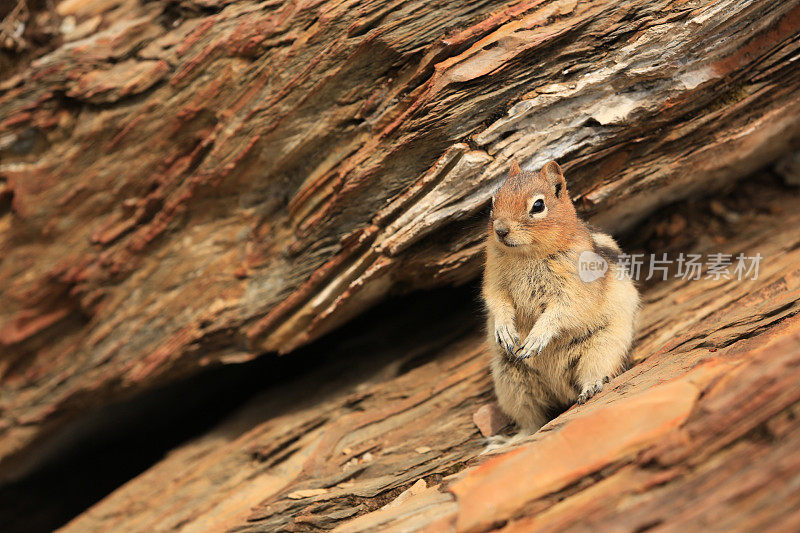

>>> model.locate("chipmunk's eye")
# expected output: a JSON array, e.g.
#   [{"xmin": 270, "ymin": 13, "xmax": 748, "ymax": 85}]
[{"xmin": 529, "ymin": 198, "xmax": 545, "ymax": 215}]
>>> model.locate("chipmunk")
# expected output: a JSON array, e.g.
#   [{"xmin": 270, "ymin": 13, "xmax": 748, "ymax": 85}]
[{"xmin": 483, "ymin": 160, "xmax": 639, "ymax": 433}]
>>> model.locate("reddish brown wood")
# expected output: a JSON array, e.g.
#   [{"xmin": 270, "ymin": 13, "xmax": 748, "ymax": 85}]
[{"xmin": 1, "ymin": 0, "xmax": 799, "ymax": 504}]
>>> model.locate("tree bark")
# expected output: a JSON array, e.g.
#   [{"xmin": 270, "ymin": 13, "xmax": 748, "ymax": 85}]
[{"xmin": 0, "ymin": 0, "xmax": 799, "ymax": 493}]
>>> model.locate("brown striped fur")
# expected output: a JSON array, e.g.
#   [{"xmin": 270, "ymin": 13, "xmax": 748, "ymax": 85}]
[{"xmin": 483, "ymin": 161, "xmax": 640, "ymax": 433}]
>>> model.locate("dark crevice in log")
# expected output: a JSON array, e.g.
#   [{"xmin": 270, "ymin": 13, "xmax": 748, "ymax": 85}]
[
  {"xmin": 0, "ymin": 183, "xmax": 12, "ymax": 217},
  {"xmin": 0, "ymin": 282, "xmax": 483, "ymax": 533}
]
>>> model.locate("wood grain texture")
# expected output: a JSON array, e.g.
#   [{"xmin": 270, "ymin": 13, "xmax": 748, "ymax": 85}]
[
  {"xmin": 57, "ymin": 177, "xmax": 800, "ymax": 532},
  {"xmin": 1, "ymin": 0, "xmax": 799, "ymax": 486}
]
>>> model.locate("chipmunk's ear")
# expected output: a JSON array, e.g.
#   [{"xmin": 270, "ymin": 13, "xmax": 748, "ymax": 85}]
[
  {"xmin": 540, "ymin": 160, "xmax": 565, "ymax": 198},
  {"xmin": 508, "ymin": 160, "xmax": 522, "ymax": 177}
]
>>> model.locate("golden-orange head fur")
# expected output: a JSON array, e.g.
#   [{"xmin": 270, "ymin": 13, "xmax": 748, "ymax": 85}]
[{"xmin": 489, "ymin": 160, "xmax": 580, "ymax": 256}]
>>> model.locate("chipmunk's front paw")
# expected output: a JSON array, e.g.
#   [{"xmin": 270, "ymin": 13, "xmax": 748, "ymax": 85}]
[
  {"xmin": 494, "ymin": 321, "xmax": 520, "ymax": 357},
  {"xmin": 576, "ymin": 378, "xmax": 607, "ymax": 404},
  {"xmin": 516, "ymin": 331, "xmax": 553, "ymax": 360}
]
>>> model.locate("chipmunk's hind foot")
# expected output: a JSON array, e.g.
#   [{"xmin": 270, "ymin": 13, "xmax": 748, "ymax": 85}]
[
  {"xmin": 481, "ymin": 430, "xmax": 532, "ymax": 455},
  {"xmin": 576, "ymin": 377, "xmax": 609, "ymax": 404}
]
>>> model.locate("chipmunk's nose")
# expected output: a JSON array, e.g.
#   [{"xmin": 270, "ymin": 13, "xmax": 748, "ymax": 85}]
[{"xmin": 494, "ymin": 219, "xmax": 510, "ymax": 240}]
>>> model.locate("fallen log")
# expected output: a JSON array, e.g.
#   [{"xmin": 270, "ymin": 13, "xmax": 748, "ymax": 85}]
[{"xmin": 1, "ymin": 0, "xmax": 799, "ymax": 486}]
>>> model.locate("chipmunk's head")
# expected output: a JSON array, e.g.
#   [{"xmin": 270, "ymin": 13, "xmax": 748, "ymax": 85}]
[{"xmin": 490, "ymin": 160, "xmax": 578, "ymax": 254}]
